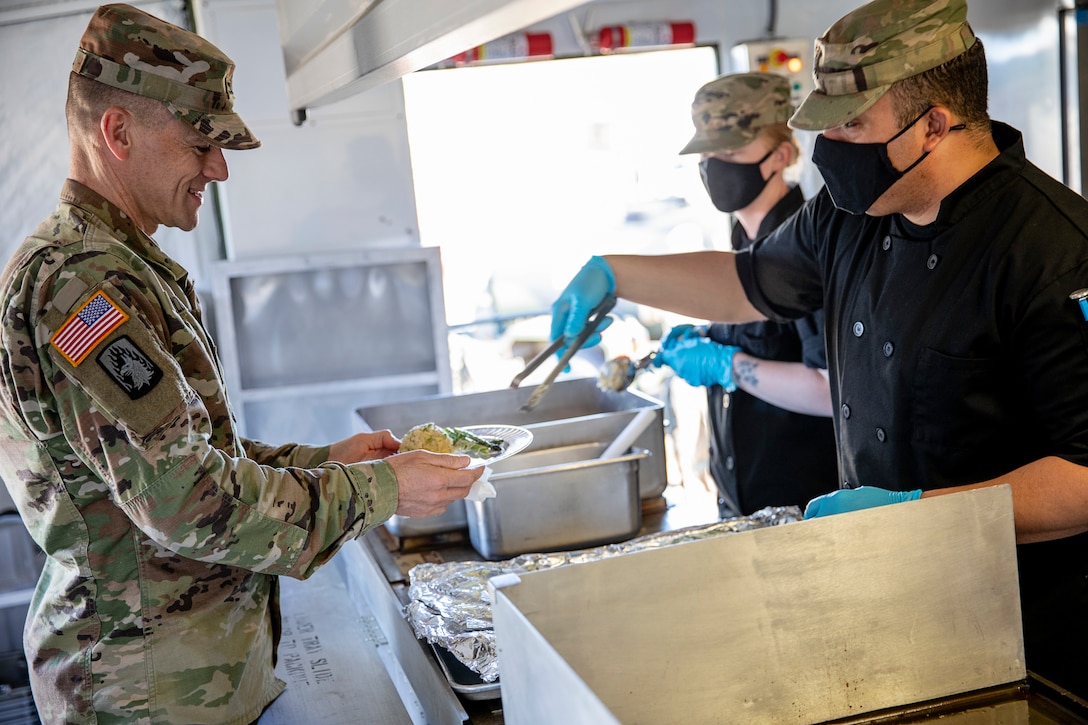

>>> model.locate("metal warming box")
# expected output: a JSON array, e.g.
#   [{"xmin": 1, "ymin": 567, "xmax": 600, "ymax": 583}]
[
  {"xmin": 354, "ymin": 378, "xmax": 666, "ymax": 537},
  {"xmin": 490, "ymin": 486, "xmax": 1026, "ymax": 724},
  {"xmin": 467, "ymin": 443, "xmax": 647, "ymax": 560}
]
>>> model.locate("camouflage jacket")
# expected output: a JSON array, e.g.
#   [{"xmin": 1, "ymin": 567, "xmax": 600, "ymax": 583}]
[{"xmin": 0, "ymin": 180, "xmax": 398, "ymax": 724}]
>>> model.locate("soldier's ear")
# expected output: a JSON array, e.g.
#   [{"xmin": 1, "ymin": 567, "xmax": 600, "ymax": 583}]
[
  {"xmin": 775, "ymin": 140, "xmax": 792, "ymax": 166},
  {"xmin": 100, "ymin": 106, "xmax": 134, "ymax": 161}
]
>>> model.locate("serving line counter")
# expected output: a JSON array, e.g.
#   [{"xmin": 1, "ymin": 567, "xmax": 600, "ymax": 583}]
[
  {"xmin": 269, "ymin": 485, "xmax": 1088, "ymax": 725},
  {"xmin": 332, "ymin": 481, "xmax": 723, "ymax": 725}
]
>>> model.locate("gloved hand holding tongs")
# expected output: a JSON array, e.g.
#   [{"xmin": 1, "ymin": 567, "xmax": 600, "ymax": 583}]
[
  {"xmin": 548, "ymin": 255, "xmax": 617, "ymax": 363},
  {"xmin": 510, "ymin": 257, "xmax": 617, "ymax": 411}
]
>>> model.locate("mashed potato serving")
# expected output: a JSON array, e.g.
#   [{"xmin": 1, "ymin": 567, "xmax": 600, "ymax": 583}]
[
  {"xmin": 398, "ymin": 422, "xmax": 456, "ymax": 453},
  {"xmin": 398, "ymin": 422, "xmax": 503, "ymax": 458}
]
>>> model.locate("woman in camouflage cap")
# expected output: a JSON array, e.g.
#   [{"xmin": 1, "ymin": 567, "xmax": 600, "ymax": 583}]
[{"xmin": 656, "ymin": 72, "xmax": 839, "ymax": 519}]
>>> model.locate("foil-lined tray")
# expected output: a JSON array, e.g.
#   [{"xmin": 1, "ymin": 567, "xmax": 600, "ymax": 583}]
[{"xmin": 405, "ymin": 506, "xmax": 802, "ymax": 684}]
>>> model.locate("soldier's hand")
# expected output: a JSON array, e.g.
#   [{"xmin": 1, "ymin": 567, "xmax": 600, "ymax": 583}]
[
  {"xmin": 327, "ymin": 430, "xmax": 400, "ymax": 462},
  {"xmin": 386, "ymin": 450, "xmax": 483, "ymax": 518}
]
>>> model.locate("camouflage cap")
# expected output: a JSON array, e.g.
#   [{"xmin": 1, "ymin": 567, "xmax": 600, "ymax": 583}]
[
  {"xmin": 680, "ymin": 72, "xmax": 793, "ymax": 155},
  {"xmin": 72, "ymin": 3, "xmax": 260, "ymax": 150},
  {"xmin": 789, "ymin": 0, "xmax": 976, "ymax": 131}
]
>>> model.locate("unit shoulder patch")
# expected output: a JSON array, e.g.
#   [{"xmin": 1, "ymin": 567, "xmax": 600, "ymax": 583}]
[
  {"xmin": 50, "ymin": 291, "xmax": 129, "ymax": 366},
  {"xmin": 96, "ymin": 335, "xmax": 163, "ymax": 400}
]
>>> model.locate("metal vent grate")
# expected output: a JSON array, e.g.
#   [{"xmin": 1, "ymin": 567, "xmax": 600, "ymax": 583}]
[{"xmin": 0, "ymin": 650, "xmax": 38, "ymax": 725}]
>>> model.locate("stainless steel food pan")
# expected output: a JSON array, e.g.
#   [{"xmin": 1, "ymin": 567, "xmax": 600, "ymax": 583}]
[
  {"xmin": 355, "ymin": 377, "xmax": 666, "ymax": 532},
  {"xmin": 356, "ymin": 372, "xmax": 661, "ymax": 474},
  {"xmin": 465, "ymin": 442, "xmax": 647, "ymax": 560},
  {"xmin": 380, "ymin": 502, "xmax": 467, "ymax": 538}
]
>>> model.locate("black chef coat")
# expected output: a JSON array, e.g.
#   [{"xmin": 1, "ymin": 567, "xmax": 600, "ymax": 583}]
[
  {"xmin": 736, "ymin": 122, "xmax": 1088, "ymax": 697},
  {"xmin": 706, "ymin": 184, "xmax": 839, "ymax": 517}
]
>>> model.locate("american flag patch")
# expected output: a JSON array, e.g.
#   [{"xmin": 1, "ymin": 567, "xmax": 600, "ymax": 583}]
[{"xmin": 51, "ymin": 292, "xmax": 129, "ymax": 366}]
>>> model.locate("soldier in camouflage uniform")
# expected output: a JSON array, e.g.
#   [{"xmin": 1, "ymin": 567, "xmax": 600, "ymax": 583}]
[
  {"xmin": 550, "ymin": 0, "xmax": 1088, "ymax": 696},
  {"xmin": 0, "ymin": 4, "xmax": 481, "ymax": 723},
  {"xmin": 656, "ymin": 73, "xmax": 839, "ymax": 517}
]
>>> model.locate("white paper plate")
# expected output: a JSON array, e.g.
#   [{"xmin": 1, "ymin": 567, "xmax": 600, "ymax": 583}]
[{"xmin": 457, "ymin": 425, "xmax": 533, "ymax": 468}]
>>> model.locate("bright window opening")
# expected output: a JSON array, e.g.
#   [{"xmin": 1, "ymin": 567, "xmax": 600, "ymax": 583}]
[{"xmin": 403, "ymin": 46, "xmax": 722, "ymax": 393}]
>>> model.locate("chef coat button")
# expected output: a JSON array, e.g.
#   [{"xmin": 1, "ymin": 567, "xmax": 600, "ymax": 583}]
[
  {"xmin": 725, "ymin": 456, "xmax": 735, "ymax": 471},
  {"xmin": 876, "ymin": 427, "xmax": 886, "ymax": 442},
  {"xmin": 883, "ymin": 341, "xmax": 894, "ymax": 357},
  {"xmin": 852, "ymin": 321, "xmax": 865, "ymax": 337},
  {"xmin": 927, "ymin": 253, "xmax": 940, "ymax": 269},
  {"xmin": 882, "ymin": 236, "xmax": 892, "ymax": 251},
  {"xmin": 841, "ymin": 404, "xmax": 851, "ymax": 419}
]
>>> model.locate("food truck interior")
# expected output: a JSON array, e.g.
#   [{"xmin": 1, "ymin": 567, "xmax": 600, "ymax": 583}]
[{"xmin": 2, "ymin": 0, "xmax": 1088, "ymax": 723}]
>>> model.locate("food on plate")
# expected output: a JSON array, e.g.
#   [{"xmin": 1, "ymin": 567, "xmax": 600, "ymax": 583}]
[
  {"xmin": 399, "ymin": 423, "xmax": 504, "ymax": 458},
  {"xmin": 399, "ymin": 422, "xmax": 455, "ymax": 453}
]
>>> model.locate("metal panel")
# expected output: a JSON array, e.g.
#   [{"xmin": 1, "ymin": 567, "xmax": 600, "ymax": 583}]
[
  {"xmin": 491, "ymin": 587, "xmax": 621, "ymax": 725},
  {"xmin": 276, "ymin": 0, "xmax": 593, "ymax": 115},
  {"xmin": 258, "ymin": 560, "xmax": 413, "ymax": 725},
  {"xmin": 492, "ymin": 486, "xmax": 1025, "ymax": 724},
  {"xmin": 337, "ymin": 540, "xmax": 469, "ymax": 725},
  {"xmin": 211, "ymin": 247, "xmax": 451, "ymax": 444}
]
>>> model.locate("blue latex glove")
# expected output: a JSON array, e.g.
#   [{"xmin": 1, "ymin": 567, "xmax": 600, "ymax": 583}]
[
  {"xmin": 803, "ymin": 486, "xmax": 923, "ymax": 519},
  {"xmin": 657, "ymin": 335, "xmax": 741, "ymax": 391},
  {"xmin": 549, "ymin": 256, "xmax": 616, "ymax": 358},
  {"xmin": 659, "ymin": 324, "xmax": 706, "ymax": 350}
]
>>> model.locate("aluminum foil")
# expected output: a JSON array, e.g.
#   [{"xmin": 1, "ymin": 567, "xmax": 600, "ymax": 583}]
[{"xmin": 405, "ymin": 505, "xmax": 802, "ymax": 683}]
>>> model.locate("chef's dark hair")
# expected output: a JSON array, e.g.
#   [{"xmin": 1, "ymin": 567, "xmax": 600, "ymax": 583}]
[{"xmin": 888, "ymin": 38, "xmax": 989, "ymax": 132}]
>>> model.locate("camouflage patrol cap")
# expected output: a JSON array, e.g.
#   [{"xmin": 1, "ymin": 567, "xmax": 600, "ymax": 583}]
[
  {"xmin": 790, "ymin": 0, "xmax": 976, "ymax": 131},
  {"xmin": 680, "ymin": 72, "xmax": 793, "ymax": 155},
  {"xmin": 72, "ymin": 3, "xmax": 260, "ymax": 150}
]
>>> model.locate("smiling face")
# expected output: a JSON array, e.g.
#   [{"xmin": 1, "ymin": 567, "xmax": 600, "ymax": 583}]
[{"xmin": 123, "ymin": 110, "xmax": 229, "ymax": 234}]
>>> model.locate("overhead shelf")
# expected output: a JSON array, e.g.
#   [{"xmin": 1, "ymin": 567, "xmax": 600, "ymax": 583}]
[{"xmin": 276, "ymin": 0, "xmax": 591, "ymax": 121}]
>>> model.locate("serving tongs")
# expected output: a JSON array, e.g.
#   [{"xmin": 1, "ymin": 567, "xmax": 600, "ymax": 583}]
[{"xmin": 510, "ymin": 295, "xmax": 617, "ymax": 412}]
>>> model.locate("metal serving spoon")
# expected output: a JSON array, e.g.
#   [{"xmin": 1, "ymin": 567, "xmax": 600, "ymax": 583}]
[{"xmin": 597, "ymin": 350, "xmax": 658, "ymax": 393}]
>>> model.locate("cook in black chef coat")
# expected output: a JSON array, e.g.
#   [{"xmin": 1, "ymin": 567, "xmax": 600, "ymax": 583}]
[
  {"xmin": 547, "ymin": 0, "xmax": 1088, "ymax": 698},
  {"xmin": 658, "ymin": 72, "xmax": 839, "ymax": 517}
]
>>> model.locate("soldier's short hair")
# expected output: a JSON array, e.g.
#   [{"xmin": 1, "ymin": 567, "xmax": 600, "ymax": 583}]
[{"xmin": 888, "ymin": 38, "xmax": 989, "ymax": 131}]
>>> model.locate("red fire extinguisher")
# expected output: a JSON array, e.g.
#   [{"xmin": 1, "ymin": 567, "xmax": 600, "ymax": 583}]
[
  {"xmin": 452, "ymin": 32, "xmax": 554, "ymax": 66},
  {"xmin": 597, "ymin": 22, "xmax": 696, "ymax": 53}
]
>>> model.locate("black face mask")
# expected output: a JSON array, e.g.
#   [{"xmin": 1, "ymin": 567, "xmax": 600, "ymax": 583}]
[
  {"xmin": 812, "ymin": 107, "xmax": 961, "ymax": 215},
  {"xmin": 699, "ymin": 148, "xmax": 775, "ymax": 213}
]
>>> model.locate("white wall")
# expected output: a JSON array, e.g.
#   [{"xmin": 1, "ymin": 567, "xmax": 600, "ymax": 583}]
[{"xmin": 197, "ymin": 0, "xmax": 421, "ymax": 261}]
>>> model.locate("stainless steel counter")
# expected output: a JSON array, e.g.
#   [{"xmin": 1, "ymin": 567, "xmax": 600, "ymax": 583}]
[
  {"xmin": 330, "ymin": 491, "xmax": 700, "ymax": 725},
  {"xmin": 337, "ymin": 490, "xmax": 1088, "ymax": 724},
  {"xmin": 257, "ymin": 556, "xmax": 417, "ymax": 724}
]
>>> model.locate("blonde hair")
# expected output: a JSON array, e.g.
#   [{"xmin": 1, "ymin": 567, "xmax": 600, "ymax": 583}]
[{"xmin": 760, "ymin": 122, "xmax": 802, "ymax": 167}]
